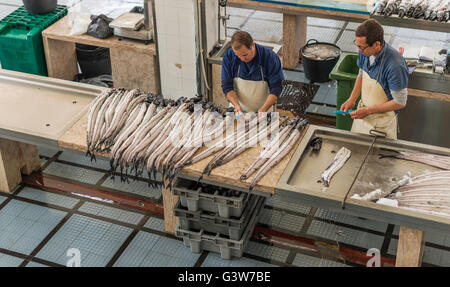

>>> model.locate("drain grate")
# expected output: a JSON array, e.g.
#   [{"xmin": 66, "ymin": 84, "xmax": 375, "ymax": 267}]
[{"xmin": 277, "ymin": 80, "xmax": 319, "ymax": 116}]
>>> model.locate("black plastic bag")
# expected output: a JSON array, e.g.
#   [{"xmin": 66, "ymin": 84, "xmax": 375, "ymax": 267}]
[{"xmin": 87, "ymin": 14, "xmax": 114, "ymax": 39}]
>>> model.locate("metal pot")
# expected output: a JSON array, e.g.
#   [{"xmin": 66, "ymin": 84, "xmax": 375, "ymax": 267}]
[
  {"xmin": 22, "ymin": 0, "xmax": 57, "ymax": 14},
  {"xmin": 301, "ymin": 39, "xmax": 341, "ymax": 83}
]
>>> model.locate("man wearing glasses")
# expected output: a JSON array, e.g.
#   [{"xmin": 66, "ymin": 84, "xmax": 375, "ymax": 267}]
[{"xmin": 340, "ymin": 19, "xmax": 409, "ymax": 139}]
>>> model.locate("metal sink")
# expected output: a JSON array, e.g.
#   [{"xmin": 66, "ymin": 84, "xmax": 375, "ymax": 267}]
[
  {"xmin": 276, "ymin": 125, "xmax": 450, "ymax": 233},
  {"xmin": 0, "ymin": 69, "xmax": 105, "ymax": 147}
]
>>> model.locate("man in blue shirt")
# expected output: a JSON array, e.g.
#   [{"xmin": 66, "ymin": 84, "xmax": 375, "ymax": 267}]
[
  {"xmin": 221, "ymin": 31, "xmax": 284, "ymax": 116},
  {"xmin": 340, "ymin": 19, "xmax": 409, "ymax": 139}
]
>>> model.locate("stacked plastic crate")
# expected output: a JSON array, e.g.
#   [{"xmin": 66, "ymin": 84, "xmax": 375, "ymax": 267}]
[
  {"xmin": 173, "ymin": 177, "xmax": 265, "ymax": 260},
  {"xmin": 0, "ymin": 5, "xmax": 67, "ymax": 76}
]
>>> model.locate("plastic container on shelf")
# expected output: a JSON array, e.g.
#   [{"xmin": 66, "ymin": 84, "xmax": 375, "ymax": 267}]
[
  {"xmin": 329, "ymin": 52, "xmax": 361, "ymax": 131},
  {"xmin": 0, "ymin": 5, "xmax": 67, "ymax": 76},
  {"xmin": 76, "ymin": 43, "xmax": 112, "ymax": 78}
]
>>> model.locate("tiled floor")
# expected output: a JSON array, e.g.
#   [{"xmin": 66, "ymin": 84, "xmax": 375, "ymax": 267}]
[
  {"xmin": 0, "ymin": 145, "xmax": 448, "ymax": 267},
  {"xmin": 0, "ymin": 1, "xmax": 449, "ymax": 267}
]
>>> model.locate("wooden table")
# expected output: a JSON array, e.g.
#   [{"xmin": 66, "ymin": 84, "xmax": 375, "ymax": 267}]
[
  {"xmin": 0, "ymin": 107, "xmax": 431, "ymax": 267},
  {"xmin": 42, "ymin": 16, "xmax": 159, "ymax": 94},
  {"xmin": 57, "ymin": 109, "xmax": 301, "ymax": 231},
  {"xmin": 0, "ymin": 68, "xmax": 434, "ymax": 266},
  {"xmin": 57, "ymin": 110, "xmax": 437, "ymax": 267}
]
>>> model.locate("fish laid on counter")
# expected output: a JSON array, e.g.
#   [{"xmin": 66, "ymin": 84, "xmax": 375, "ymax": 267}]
[
  {"xmin": 397, "ymin": 0, "xmax": 416, "ymax": 17},
  {"xmin": 248, "ymin": 118, "xmax": 309, "ymax": 191},
  {"xmin": 372, "ymin": 0, "xmax": 388, "ymax": 15},
  {"xmin": 382, "ymin": 170, "xmax": 450, "ymax": 218},
  {"xmin": 435, "ymin": 0, "xmax": 450, "ymax": 21},
  {"xmin": 424, "ymin": 0, "xmax": 445, "ymax": 19},
  {"xmin": 320, "ymin": 147, "xmax": 351, "ymax": 187},
  {"xmin": 379, "ymin": 148, "xmax": 450, "ymax": 170},
  {"xmin": 384, "ymin": 0, "xmax": 402, "ymax": 16},
  {"xmin": 372, "ymin": 0, "xmax": 449, "ymax": 21},
  {"xmin": 406, "ymin": 0, "xmax": 427, "ymax": 17},
  {"xmin": 201, "ymin": 114, "xmax": 290, "ymax": 178},
  {"xmin": 240, "ymin": 117, "xmax": 302, "ymax": 181},
  {"xmin": 86, "ymin": 88, "xmax": 233, "ymax": 187},
  {"xmin": 86, "ymin": 88, "xmax": 307, "ymax": 190}
]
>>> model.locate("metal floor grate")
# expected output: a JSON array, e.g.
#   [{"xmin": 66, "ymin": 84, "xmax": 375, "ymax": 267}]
[
  {"xmin": 18, "ymin": 187, "xmax": 80, "ymax": 209},
  {"xmin": 307, "ymin": 220, "xmax": 385, "ymax": 250},
  {"xmin": 43, "ymin": 162, "xmax": 104, "ymax": 185},
  {"xmin": 314, "ymin": 208, "xmax": 388, "ymax": 233},
  {"xmin": 245, "ymin": 241, "xmax": 290, "ymax": 262},
  {"xmin": 292, "ymin": 252, "xmax": 351, "ymax": 267},
  {"xmin": 201, "ymin": 252, "xmax": 276, "ymax": 267}
]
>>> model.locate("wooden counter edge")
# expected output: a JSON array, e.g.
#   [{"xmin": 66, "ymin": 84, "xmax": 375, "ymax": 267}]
[
  {"xmin": 408, "ymin": 88, "xmax": 450, "ymax": 102},
  {"xmin": 42, "ymin": 16, "xmax": 156, "ymax": 56},
  {"xmin": 227, "ymin": 0, "xmax": 369, "ymax": 22}
]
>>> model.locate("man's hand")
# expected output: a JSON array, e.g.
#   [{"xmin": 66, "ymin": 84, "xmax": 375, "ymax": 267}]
[
  {"xmin": 234, "ymin": 105, "xmax": 244, "ymax": 118},
  {"xmin": 350, "ymin": 107, "xmax": 370, "ymax": 119},
  {"xmin": 257, "ymin": 107, "xmax": 268, "ymax": 118},
  {"xmin": 258, "ymin": 94, "xmax": 277, "ymax": 118},
  {"xmin": 340, "ymin": 99, "xmax": 356, "ymax": 113}
]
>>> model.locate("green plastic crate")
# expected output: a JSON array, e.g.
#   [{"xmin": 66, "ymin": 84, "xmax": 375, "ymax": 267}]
[
  {"xmin": 329, "ymin": 52, "xmax": 361, "ymax": 131},
  {"xmin": 0, "ymin": 6, "xmax": 67, "ymax": 76}
]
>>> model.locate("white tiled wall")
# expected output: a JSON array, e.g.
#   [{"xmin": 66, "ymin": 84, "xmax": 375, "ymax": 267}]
[{"xmin": 154, "ymin": 0, "xmax": 198, "ymax": 99}]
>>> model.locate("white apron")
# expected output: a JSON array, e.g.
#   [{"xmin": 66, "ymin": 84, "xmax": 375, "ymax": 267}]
[
  {"xmin": 232, "ymin": 65, "xmax": 272, "ymax": 113},
  {"xmin": 351, "ymin": 53, "xmax": 397, "ymax": 140}
]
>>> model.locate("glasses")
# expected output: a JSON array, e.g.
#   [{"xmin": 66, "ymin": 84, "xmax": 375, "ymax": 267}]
[{"xmin": 353, "ymin": 40, "xmax": 372, "ymax": 51}]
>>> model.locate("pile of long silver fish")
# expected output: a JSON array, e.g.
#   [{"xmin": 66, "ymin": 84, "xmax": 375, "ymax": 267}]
[
  {"xmin": 379, "ymin": 148, "xmax": 450, "ymax": 170},
  {"xmin": 86, "ymin": 88, "xmax": 308, "ymax": 189},
  {"xmin": 242, "ymin": 117, "xmax": 309, "ymax": 190},
  {"xmin": 185, "ymin": 114, "xmax": 308, "ymax": 190},
  {"xmin": 385, "ymin": 171, "xmax": 450, "ymax": 218},
  {"xmin": 372, "ymin": 0, "xmax": 450, "ymax": 21}
]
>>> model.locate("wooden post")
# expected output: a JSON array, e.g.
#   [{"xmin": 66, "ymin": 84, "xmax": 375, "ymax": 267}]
[
  {"xmin": 162, "ymin": 178, "xmax": 179, "ymax": 234},
  {"xmin": 0, "ymin": 139, "xmax": 40, "ymax": 193},
  {"xmin": 212, "ymin": 63, "xmax": 229, "ymax": 109},
  {"xmin": 282, "ymin": 14, "xmax": 307, "ymax": 69},
  {"xmin": 395, "ymin": 226, "xmax": 425, "ymax": 267},
  {"xmin": 42, "ymin": 37, "xmax": 78, "ymax": 81}
]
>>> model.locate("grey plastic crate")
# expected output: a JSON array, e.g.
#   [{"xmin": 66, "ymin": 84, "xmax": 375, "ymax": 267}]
[
  {"xmin": 175, "ymin": 196, "xmax": 264, "ymax": 260},
  {"xmin": 174, "ymin": 195, "xmax": 260, "ymax": 240},
  {"xmin": 172, "ymin": 177, "xmax": 250, "ymax": 218}
]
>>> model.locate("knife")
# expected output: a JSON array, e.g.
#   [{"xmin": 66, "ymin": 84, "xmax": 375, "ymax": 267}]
[{"xmin": 333, "ymin": 110, "xmax": 354, "ymax": 115}]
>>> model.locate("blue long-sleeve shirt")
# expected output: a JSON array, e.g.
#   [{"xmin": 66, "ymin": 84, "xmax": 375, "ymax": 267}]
[{"xmin": 221, "ymin": 43, "xmax": 284, "ymax": 97}]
